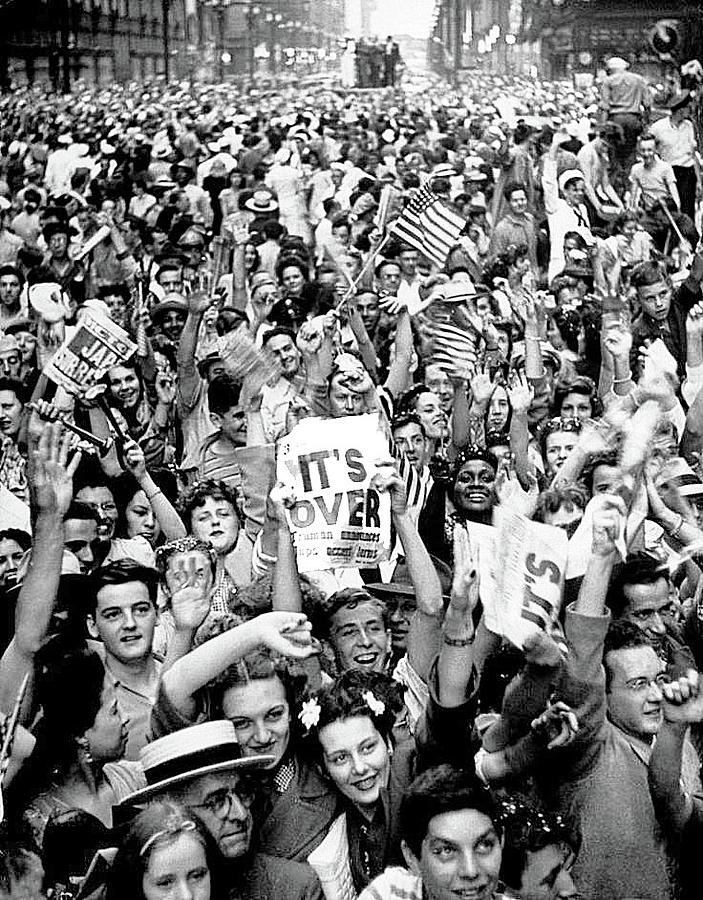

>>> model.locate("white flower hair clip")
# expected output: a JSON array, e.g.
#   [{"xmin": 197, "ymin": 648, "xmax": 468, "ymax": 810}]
[
  {"xmin": 299, "ymin": 697, "xmax": 322, "ymax": 731},
  {"xmin": 363, "ymin": 691, "xmax": 385, "ymax": 717}
]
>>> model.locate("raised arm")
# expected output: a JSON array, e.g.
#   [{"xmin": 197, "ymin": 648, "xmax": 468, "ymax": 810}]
[
  {"xmin": 123, "ymin": 440, "xmax": 186, "ymax": 540},
  {"xmin": 384, "ymin": 309, "xmax": 414, "ymax": 399},
  {"xmin": 649, "ymin": 669, "xmax": 703, "ymax": 833},
  {"xmin": 177, "ymin": 290, "xmax": 216, "ymax": 411},
  {"xmin": 159, "ymin": 611, "xmax": 316, "ymax": 719},
  {"xmin": 0, "ymin": 422, "xmax": 80, "ymax": 715}
]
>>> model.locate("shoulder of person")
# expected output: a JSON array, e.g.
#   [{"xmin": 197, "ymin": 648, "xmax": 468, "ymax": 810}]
[{"xmin": 247, "ymin": 853, "xmax": 323, "ymax": 897}]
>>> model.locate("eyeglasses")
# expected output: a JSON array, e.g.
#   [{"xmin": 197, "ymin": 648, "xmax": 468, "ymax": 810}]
[
  {"xmin": 83, "ymin": 501, "xmax": 117, "ymax": 514},
  {"xmin": 193, "ymin": 784, "xmax": 256, "ymax": 820},
  {"xmin": 620, "ymin": 673, "xmax": 670, "ymax": 693}
]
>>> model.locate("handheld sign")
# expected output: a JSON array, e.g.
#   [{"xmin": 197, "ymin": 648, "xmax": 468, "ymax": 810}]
[
  {"xmin": 43, "ymin": 310, "xmax": 136, "ymax": 398},
  {"xmin": 277, "ymin": 414, "xmax": 392, "ymax": 573}
]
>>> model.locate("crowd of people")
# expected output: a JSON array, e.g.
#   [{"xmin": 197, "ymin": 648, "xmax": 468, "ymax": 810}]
[{"xmin": 0, "ymin": 56, "xmax": 702, "ymax": 900}]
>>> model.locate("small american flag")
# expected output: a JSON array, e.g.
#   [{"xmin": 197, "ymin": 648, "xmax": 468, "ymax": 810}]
[{"xmin": 390, "ymin": 186, "xmax": 466, "ymax": 268}]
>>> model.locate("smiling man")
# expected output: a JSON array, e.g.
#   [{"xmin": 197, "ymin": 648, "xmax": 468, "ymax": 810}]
[
  {"xmin": 318, "ymin": 588, "xmax": 392, "ymax": 674},
  {"xmin": 86, "ymin": 559, "xmax": 162, "ymax": 760}
]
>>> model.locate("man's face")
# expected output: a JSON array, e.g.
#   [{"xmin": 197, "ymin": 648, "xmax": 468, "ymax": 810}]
[
  {"xmin": 178, "ymin": 772, "xmax": 254, "ymax": 860},
  {"xmin": 508, "ymin": 189, "xmax": 528, "ymax": 216},
  {"xmin": 356, "ymin": 292, "xmax": 381, "ymax": 332},
  {"xmin": 518, "ymin": 843, "xmax": 577, "ymax": 900},
  {"xmin": 605, "ymin": 645, "xmax": 666, "ymax": 738},
  {"xmin": 640, "ymin": 139, "xmax": 656, "ymax": 166},
  {"xmin": 329, "ymin": 598, "xmax": 390, "ymax": 673},
  {"xmin": 591, "ymin": 463, "xmax": 618, "ymax": 496},
  {"xmin": 425, "ymin": 365, "xmax": 455, "ymax": 414},
  {"xmin": 0, "ymin": 349, "xmax": 21, "ymax": 379},
  {"xmin": 398, "ymin": 249, "xmax": 418, "ymax": 278},
  {"xmin": 160, "ymin": 309, "xmax": 186, "ymax": 342},
  {"xmin": 75, "ymin": 485, "xmax": 118, "ymax": 542},
  {"xmin": 377, "ymin": 263, "xmax": 401, "ymax": 295},
  {"xmin": 559, "ymin": 391, "xmax": 592, "ymax": 421},
  {"xmin": 49, "ymin": 232, "xmax": 68, "ymax": 256},
  {"xmin": 63, "ymin": 518, "xmax": 98, "ymax": 574},
  {"xmin": 385, "ymin": 591, "xmax": 417, "ymax": 654},
  {"xmin": 621, "ymin": 577, "xmax": 674, "ymax": 651},
  {"xmin": 0, "ymin": 389, "xmax": 22, "ymax": 438},
  {"xmin": 562, "ymin": 178, "xmax": 585, "ymax": 207},
  {"xmin": 190, "ymin": 496, "xmax": 240, "ymax": 554},
  {"xmin": 104, "ymin": 293, "xmax": 128, "ymax": 327},
  {"xmin": 88, "ymin": 581, "xmax": 156, "ymax": 665},
  {"xmin": 404, "ymin": 809, "xmax": 502, "ymax": 900},
  {"xmin": 393, "ymin": 421, "xmax": 429, "ymax": 472},
  {"xmin": 545, "ymin": 431, "xmax": 578, "ymax": 478},
  {"xmin": 638, "ymin": 280, "xmax": 671, "ymax": 322},
  {"xmin": 216, "ymin": 403, "xmax": 247, "ymax": 446},
  {"xmin": 266, "ymin": 334, "xmax": 300, "ymax": 377},
  {"xmin": 158, "ymin": 269, "xmax": 183, "ymax": 293},
  {"xmin": 0, "ymin": 275, "xmax": 21, "ymax": 308},
  {"xmin": 0, "ymin": 537, "xmax": 24, "ymax": 585}
]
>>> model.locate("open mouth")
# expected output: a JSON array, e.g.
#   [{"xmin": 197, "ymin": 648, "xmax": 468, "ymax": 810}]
[
  {"xmin": 352, "ymin": 774, "xmax": 378, "ymax": 792},
  {"xmin": 121, "ymin": 634, "xmax": 143, "ymax": 644},
  {"xmin": 353, "ymin": 652, "xmax": 379, "ymax": 667}
]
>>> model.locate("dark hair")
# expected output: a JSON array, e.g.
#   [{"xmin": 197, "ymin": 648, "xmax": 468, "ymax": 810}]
[
  {"xmin": 503, "ymin": 180, "xmax": 528, "ymax": 202},
  {"xmin": 301, "ymin": 669, "xmax": 404, "ymax": 761},
  {"xmin": 549, "ymin": 307, "xmax": 582, "ymax": 354},
  {"xmin": 539, "ymin": 417, "xmax": 582, "ymax": 459},
  {"xmin": 275, "ymin": 254, "xmax": 309, "ymax": 284},
  {"xmin": 606, "ymin": 552, "xmax": 670, "ymax": 618},
  {"xmin": 63, "ymin": 500, "xmax": 101, "ymax": 525},
  {"xmin": 105, "ymin": 801, "xmax": 227, "ymax": 900},
  {"xmin": 179, "ymin": 479, "xmax": 240, "ymax": 528},
  {"xmin": 498, "ymin": 792, "xmax": 574, "ymax": 891},
  {"xmin": 396, "ymin": 383, "xmax": 432, "ymax": 416},
  {"xmin": 554, "ymin": 376, "xmax": 600, "ymax": 419},
  {"xmin": 0, "ymin": 377, "xmax": 26, "ymax": 404},
  {"xmin": 391, "ymin": 411, "xmax": 426, "ymax": 439},
  {"xmin": 375, "ymin": 258, "xmax": 401, "ymax": 278},
  {"xmin": 261, "ymin": 326, "xmax": 297, "ymax": 348},
  {"xmin": 534, "ymin": 483, "xmax": 589, "ymax": 523},
  {"xmin": 630, "ymin": 261, "xmax": 669, "ymax": 291},
  {"xmin": 98, "ymin": 283, "xmax": 131, "ymax": 303},
  {"xmin": 0, "ymin": 265, "xmax": 25, "ymax": 287},
  {"xmin": 401, "ymin": 765, "xmax": 499, "ymax": 858},
  {"xmin": 207, "ymin": 372, "xmax": 242, "ymax": 417},
  {"xmin": 0, "ymin": 528, "xmax": 31, "ymax": 551},
  {"xmin": 87, "ymin": 559, "xmax": 158, "ymax": 612}
]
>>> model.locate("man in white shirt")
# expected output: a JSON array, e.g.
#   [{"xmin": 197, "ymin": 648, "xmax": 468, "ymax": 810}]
[{"xmin": 649, "ymin": 91, "xmax": 700, "ymax": 221}]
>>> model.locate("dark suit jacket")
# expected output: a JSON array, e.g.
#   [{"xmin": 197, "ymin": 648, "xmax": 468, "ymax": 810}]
[
  {"xmin": 241, "ymin": 852, "xmax": 323, "ymax": 900},
  {"xmin": 255, "ymin": 758, "xmax": 340, "ymax": 862}
]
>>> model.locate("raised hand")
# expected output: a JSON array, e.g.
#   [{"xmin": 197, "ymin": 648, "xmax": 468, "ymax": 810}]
[
  {"xmin": 661, "ymin": 669, "xmax": 703, "ymax": 724},
  {"xmin": 507, "ymin": 370, "xmax": 534, "ymax": 415},
  {"xmin": 494, "ymin": 456, "xmax": 539, "ymax": 517},
  {"xmin": 186, "ymin": 288, "xmax": 217, "ymax": 317},
  {"xmin": 155, "ymin": 371, "xmax": 177, "ymax": 406},
  {"xmin": 590, "ymin": 493, "xmax": 626, "ymax": 558},
  {"xmin": 253, "ymin": 611, "xmax": 317, "ymax": 659},
  {"xmin": 371, "ymin": 465, "xmax": 407, "ymax": 517},
  {"xmin": 444, "ymin": 526, "xmax": 479, "ymax": 642},
  {"xmin": 470, "ymin": 366, "xmax": 494, "ymax": 408},
  {"xmin": 686, "ymin": 302, "xmax": 703, "ymax": 340},
  {"xmin": 170, "ymin": 555, "xmax": 212, "ymax": 633},
  {"xmin": 123, "ymin": 439, "xmax": 147, "ymax": 482},
  {"xmin": 523, "ymin": 629, "xmax": 564, "ymax": 669},
  {"xmin": 602, "ymin": 321, "xmax": 633, "ymax": 360},
  {"xmin": 32, "ymin": 421, "xmax": 82, "ymax": 518},
  {"xmin": 531, "ymin": 699, "xmax": 579, "ymax": 749}
]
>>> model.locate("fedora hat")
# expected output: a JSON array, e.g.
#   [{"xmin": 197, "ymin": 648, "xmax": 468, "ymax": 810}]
[
  {"xmin": 119, "ymin": 721, "xmax": 274, "ymax": 805},
  {"xmin": 366, "ymin": 555, "xmax": 453, "ymax": 600},
  {"xmin": 244, "ymin": 190, "xmax": 278, "ymax": 214}
]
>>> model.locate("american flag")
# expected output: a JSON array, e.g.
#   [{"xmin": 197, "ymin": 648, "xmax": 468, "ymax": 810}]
[{"xmin": 390, "ymin": 186, "xmax": 466, "ymax": 268}]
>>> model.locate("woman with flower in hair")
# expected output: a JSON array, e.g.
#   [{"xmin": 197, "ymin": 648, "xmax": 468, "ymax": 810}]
[{"xmin": 105, "ymin": 800, "xmax": 227, "ymax": 900}]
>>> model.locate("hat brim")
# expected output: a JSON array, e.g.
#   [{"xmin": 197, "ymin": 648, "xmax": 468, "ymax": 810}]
[
  {"xmin": 244, "ymin": 200, "xmax": 278, "ymax": 213},
  {"xmin": 119, "ymin": 753, "xmax": 275, "ymax": 806},
  {"xmin": 366, "ymin": 581, "xmax": 415, "ymax": 598}
]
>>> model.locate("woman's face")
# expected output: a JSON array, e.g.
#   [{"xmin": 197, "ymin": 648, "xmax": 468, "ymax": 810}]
[
  {"xmin": 622, "ymin": 220, "xmax": 638, "ymax": 239},
  {"xmin": 244, "ymin": 243, "xmax": 257, "ymax": 270},
  {"xmin": 415, "ymin": 391, "xmax": 447, "ymax": 441},
  {"xmin": 142, "ymin": 833, "xmax": 210, "ymax": 900},
  {"xmin": 108, "ymin": 365, "xmax": 141, "ymax": 409},
  {"xmin": 281, "ymin": 266, "xmax": 305, "ymax": 297},
  {"xmin": 475, "ymin": 296, "xmax": 493, "ymax": 319},
  {"xmin": 453, "ymin": 460, "xmax": 496, "ymax": 514},
  {"xmin": 190, "ymin": 496, "xmax": 240, "ymax": 554},
  {"xmin": 486, "ymin": 385, "xmax": 509, "ymax": 431},
  {"xmin": 15, "ymin": 330, "xmax": 37, "ymax": 366},
  {"xmin": 84, "ymin": 684, "xmax": 127, "ymax": 763},
  {"xmin": 125, "ymin": 488, "xmax": 160, "ymax": 544},
  {"xmin": 318, "ymin": 715, "xmax": 391, "ymax": 810},
  {"xmin": 222, "ymin": 676, "xmax": 290, "ymax": 770}
]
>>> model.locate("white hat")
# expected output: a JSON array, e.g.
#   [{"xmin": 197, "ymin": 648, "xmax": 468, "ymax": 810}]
[
  {"xmin": 558, "ymin": 169, "xmax": 585, "ymax": 192},
  {"xmin": 120, "ymin": 721, "xmax": 274, "ymax": 806},
  {"xmin": 607, "ymin": 57, "xmax": 629, "ymax": 71}
]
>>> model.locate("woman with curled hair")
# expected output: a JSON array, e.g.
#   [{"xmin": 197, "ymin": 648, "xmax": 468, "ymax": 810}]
[{"xmin": 105, "ymin": 800, "xmax": 227, "ymax": 900}]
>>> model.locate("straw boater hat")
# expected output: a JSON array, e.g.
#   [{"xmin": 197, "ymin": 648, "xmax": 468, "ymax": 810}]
[{"xmin": 120, "ymin": 721, "xmax": 275, "ymax": 805}]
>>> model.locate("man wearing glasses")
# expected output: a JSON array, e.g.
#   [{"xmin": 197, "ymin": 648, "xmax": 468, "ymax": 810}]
[{"xmin": 121, "ymin": 720, "xmax": 323, "ymax": 899}]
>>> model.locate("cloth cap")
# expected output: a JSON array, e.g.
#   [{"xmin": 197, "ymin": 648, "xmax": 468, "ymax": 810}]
[{"xmin": 558, "ymin": 169, "xmax": 585, "ymax": 191}]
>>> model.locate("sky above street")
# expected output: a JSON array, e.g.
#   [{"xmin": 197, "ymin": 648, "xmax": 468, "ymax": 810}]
[{"xmin": 372, "ymin": 0, "xmax": 434, "ymax": 38}]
